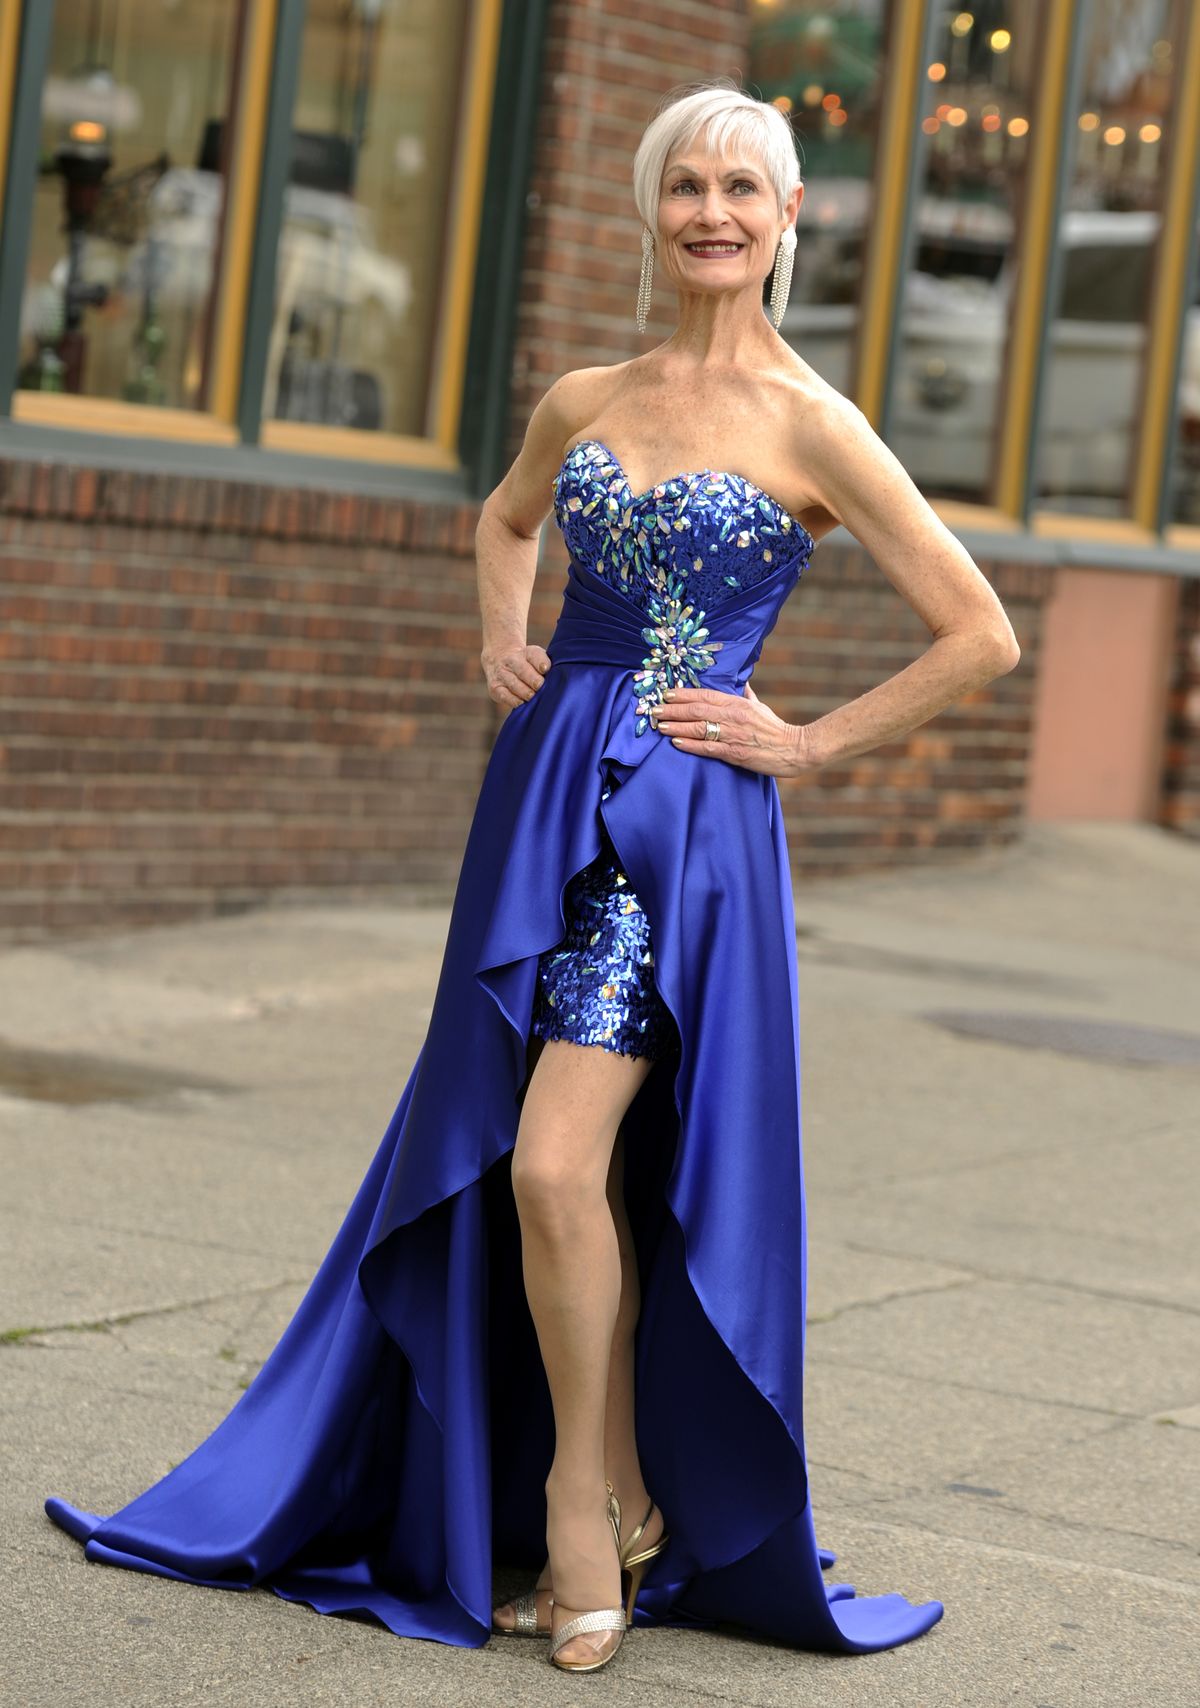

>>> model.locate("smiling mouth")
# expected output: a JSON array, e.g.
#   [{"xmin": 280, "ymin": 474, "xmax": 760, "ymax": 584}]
[{"xmin": 684, "ymin": 242, "xmax": 744, "ymax": 256}]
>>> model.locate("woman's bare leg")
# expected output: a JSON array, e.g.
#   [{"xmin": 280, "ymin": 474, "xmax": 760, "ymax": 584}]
[
  {"xmin": 493, "ymin": 1041, "xmax": 665, "ymax": 1638},
  {"xmin": 506, "ymin": 1036, "xmax": 653, "ymax": 1664},
  {"xmin": 601, "ymin": 1121, "xmax": 661, "ymax": 1552}
]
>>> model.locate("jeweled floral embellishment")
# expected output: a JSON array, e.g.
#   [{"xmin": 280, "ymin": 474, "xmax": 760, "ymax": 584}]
[
  {"xmin": 553, "ymin": 438, "xmax": 812, "ymax": 638},
  {"xmin": 631, "ymin": 572, "xmax": 724, "ymax": 736}
]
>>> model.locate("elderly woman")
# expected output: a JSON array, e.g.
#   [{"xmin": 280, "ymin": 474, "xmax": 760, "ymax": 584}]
[
  {"xmin": 46, "ymin": 78, "xmax": 1016, "ymax": 1678},
  {"xmin": 481, "ymin": 73, "xmax": 1014, "ymax": 1670}
]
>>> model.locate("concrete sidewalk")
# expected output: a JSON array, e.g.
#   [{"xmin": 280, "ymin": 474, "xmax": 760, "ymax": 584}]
[{"xmin": 2, "ymin": 822, "xmax": 1197, "ymax": 1707}]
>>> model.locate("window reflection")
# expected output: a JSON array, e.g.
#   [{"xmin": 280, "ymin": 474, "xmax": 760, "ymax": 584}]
[
  {"xmin": 1170, "ymin": 260, "xmax": 1200, "ymax": 524},
  {"xmin": 15, "ymin": 0, "xmax": 241, "ymax": 409},
  {"xmin": 749, "ymin": 0, "xmax": 890, "ymax": 392},
  {"xmin": 1036, "ymin": 0, "xmax": 1183, "ymax": 516},
  {"xmin": 889, "ymin": 1, "xmax": 1043, "ymax": 502},
  {"xmin": 262, "ymin": 0, "xmax": 471, "ymax": 436}
]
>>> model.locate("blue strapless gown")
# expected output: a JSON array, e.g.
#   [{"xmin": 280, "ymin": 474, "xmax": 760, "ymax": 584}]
[{"xmin": 44, "ymin": 438, "xmax": 944, "ymax": 1654}]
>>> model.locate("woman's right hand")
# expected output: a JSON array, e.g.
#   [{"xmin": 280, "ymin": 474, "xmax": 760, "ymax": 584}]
[{"xmin": 481, "ymin": 641, "xmax": 553, "ymax": 710}]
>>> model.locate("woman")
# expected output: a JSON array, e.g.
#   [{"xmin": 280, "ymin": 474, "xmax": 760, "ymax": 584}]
[{"xmin": 45, "ymin": 80, "xmax": 1018, "ymax": 1675}]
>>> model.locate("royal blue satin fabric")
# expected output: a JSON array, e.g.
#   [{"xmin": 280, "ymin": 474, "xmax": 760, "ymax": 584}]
[{"xmin": 44, "ymin": 547, "xmax": 944, "ymax": 1654}]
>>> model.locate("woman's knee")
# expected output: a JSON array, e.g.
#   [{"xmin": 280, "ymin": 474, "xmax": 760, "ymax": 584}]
[{"xmin": 511, "ymin": 1127, "xmax": 608, "ymax": 1229}]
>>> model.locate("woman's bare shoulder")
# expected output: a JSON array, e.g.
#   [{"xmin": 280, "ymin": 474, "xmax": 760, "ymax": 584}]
[
  {"xmin": 775, "ymin": 358, "xmax": 857, "ymax": 437},
  {"xmin": 481, "ymin": 361, "xmax": 633, "ymax": 540},
  {"xmin": 552, "ymin": 360, "xmax": 636, "ymax": 437}
]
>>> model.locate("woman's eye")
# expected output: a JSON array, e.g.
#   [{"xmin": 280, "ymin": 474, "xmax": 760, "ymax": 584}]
[{"xmin": 672, "ymin": 181, "xmax": 756, "ymax": 194}]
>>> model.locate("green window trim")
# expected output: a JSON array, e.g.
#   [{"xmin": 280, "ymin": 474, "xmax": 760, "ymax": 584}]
[{"xmin": 0, "ymin": 0, "xmax": 549, "ymax": 501}]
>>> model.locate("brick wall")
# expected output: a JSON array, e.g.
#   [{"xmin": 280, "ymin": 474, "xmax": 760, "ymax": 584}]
[
  {"xmin": 0, "ymin": 464, "xmax": 492, "ymax": 937},
  {"xmin": 1161, "ymin": 575, "xmax": 1200, "ymax": 838}
]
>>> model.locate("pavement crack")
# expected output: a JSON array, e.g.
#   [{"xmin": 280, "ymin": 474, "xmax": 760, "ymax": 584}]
[
  {"xmin": 830, "ymin": 1238, "xmax": 1200, "ymax": 1319},
  {"xmin": 832, "ymin": 1511, "xmax": 1200, "ymax": 1593},
  {"xmin": 806, "ymin": 1456, "xmax": 924, "ymax": 1499},
  {"xmin": 807, "ymin": 1275, "xmax": 976, "ymax": 1326},
  {"xmin": 924, "ymin": 1486, "xmax": 1200, "ymax": 1561},
  {"xmin": 0, "ymin": 1278, "xmax": 308, "ymax": 1346},
  {"xmin": 804, "ymin": 1351, "xmax": 1145, "ymax": 1420}
]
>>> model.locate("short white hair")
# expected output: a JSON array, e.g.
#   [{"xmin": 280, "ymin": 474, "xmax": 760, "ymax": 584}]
[{"xmin": 632, "ymin": 76, "xmax": 804, "ymax": 234}]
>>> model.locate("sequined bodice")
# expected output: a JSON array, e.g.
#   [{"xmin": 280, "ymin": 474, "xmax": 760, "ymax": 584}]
[{"xmin": 553, "ymin": 438, "xmax": 814, "ymax": 614}]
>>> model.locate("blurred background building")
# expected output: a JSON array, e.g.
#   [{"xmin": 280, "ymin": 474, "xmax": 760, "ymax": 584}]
[{"xmin": 0, "ymin": 0, "xmax": 1196, "ymax": 937}]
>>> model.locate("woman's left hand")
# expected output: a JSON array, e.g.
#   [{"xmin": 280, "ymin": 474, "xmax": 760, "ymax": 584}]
[{"xmin": 650, "ymin": 681, "xmax": 813, "ymax": 778}]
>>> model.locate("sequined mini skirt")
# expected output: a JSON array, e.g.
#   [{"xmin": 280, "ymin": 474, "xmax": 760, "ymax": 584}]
[{"xmin": 529, "ymin": 786, "xmax": 680, "ymax": 1063}]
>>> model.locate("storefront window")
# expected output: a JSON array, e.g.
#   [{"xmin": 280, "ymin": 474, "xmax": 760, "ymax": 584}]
[
  {"xmin": 261, "ymin": 0, "xmax": 471, "ymax": 437},
  {"xmin": 748, "ymin": 0, "xmax": 891, "ymax": 393},
  {"xmin": 889, "ymin": 1, "xmax": 1044, "ymax": 503},
  {"xmin": 14, "ymin": 0, "xmax": 242, "ymax": 409},
  {"xmin": 1168, "ymin": 234, "xmax": 1200, "ymax": 525},
  {"xmin": 1035, "ymin": 1, "xmax": 1184, "ymax": 516}
]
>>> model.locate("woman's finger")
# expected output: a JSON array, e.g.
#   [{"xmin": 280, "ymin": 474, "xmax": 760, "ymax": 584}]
[{"xmin": 505, "ymin": 660, "xmax": 547, "ymax": 695}]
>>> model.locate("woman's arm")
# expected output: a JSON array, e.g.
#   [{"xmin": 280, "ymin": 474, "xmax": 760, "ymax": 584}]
[
  {"xmin": 791, "ymin": 393, "xmax": 1020, "ymax": 770},
  {"xmin": 475, "ymin": 367, "xmax": 601, "ymax": 709},
  {"xmin": 657, "ymin": 392, "xmax": 1021, "ymax": 775}
]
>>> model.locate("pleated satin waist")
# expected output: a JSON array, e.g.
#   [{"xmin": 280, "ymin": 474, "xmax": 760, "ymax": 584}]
[{"xmin": 546, "ymin": 555, "xmax": 799, "ymax": 695}]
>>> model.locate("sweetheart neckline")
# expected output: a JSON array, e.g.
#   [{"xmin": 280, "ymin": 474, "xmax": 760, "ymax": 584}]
[{"xmin": 559, "ymin": 437, "xmax": 817, "ymax": 551}]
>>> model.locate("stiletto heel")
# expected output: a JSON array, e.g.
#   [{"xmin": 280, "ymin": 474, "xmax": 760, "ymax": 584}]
[
  {"xmin": 547, "ymin": 1481, "xmax": 627, "ymax": 1672},
  {"xmin": 617, "ymin": 1492, "xmax": 670, "ymax": 1625},
  {"xmin": 491, "ymin": 1482, "xmax": 669, "ymax": 1637}
]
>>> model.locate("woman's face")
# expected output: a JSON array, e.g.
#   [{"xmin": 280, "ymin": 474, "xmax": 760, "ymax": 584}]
[{"xmin": 656, "ymin": 144, "xmax": 801, "ymax": 292}]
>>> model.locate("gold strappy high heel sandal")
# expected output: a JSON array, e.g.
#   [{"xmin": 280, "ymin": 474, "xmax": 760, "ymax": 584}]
[
  {"xmin": 491, "ymin": 1485, "xmax": 669, "ymax": 1635},
  {"xmin": 617, "ymin": 1489, "xmax": 670, "ymax": 1625},
  {"xmin": 546, "ymin": 1481, "xmax": 626, "ymax": 1673}
]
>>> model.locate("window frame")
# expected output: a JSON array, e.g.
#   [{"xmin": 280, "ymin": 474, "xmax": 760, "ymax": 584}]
[
  {"xmin": 847, "ymin": 0, "xmax": 1200, "ymax": 557},
  {"xmin": 0, "ymin": 0, "xmax": 539, "ymax": 502},
  {"xmin": 1138, "ymin": 3, "xmax": 1200, "ymax": 540},
  {"xmin": 0, "ymin": 0, "xmax": 278, "ymax": 443},
  {"xmin": 851, "ymin": 0, "xmax": 940, "ymax": 433},
  {"xmin": 1023, "ymin": 0, "xmax": 1198, "ymax": 540}
]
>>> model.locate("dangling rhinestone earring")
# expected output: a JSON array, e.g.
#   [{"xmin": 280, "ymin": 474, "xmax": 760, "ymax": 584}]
[
  {"xmin": 635, "ymin": 225, "xmax": 655, "ymax": 333},
  {"xmin": 768, "ymin": 225, "xmax": 797, "ymax": 330}
]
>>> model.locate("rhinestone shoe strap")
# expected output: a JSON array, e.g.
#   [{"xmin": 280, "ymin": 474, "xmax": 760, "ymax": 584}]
[
  {"xmin": 548, "ymin": 1606, "xmax": 627, "ymax": 1657},
  {"xmin": 513, "ymin": 1588, "xmax": 540, "ymax": 1633}
]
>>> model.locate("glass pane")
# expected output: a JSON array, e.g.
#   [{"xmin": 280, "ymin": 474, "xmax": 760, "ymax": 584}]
[
  {"xmin": 1035, "ymin": 0, "xmax": 1184, "ymax": 516},
  {"xmin": 889, "ymin": 1, "xmax": 1045, "ymax": 503},
  {"xmin": 15, "ymin": 0, "xmax": 243, "ymax": 409},
  {"xmin": 261, "ymin": 0, "xmax": 471, "ymax": 437},
  {"xmin": 748, "ymin": 0, "xmax": 892, "ymax": 393},
  {"xmin": 1168, "ymin": 231, "xmax": 1200, "ymax": 524}
]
